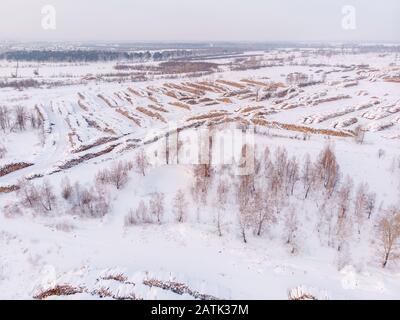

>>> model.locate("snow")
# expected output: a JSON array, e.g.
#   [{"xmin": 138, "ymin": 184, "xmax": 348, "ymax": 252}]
[{"xmin": 1, "ymin": 48, "xmax": 400, "ymax": 299}]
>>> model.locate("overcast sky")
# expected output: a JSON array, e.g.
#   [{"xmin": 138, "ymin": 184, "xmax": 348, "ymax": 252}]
[{"xmin": 0, "ymin": 0, "xmax": 399, "ymax": 42}]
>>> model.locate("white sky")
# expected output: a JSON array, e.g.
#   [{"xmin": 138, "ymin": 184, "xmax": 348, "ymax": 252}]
[{"xmin": 0, "ymin": 0, "xmax": 399, "ymax": 42}]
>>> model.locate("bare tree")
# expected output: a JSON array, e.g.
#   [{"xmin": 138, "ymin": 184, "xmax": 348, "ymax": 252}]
[
  {"xmin": 366, "ymin": 192, "xmax": 376, "ymax": 220},
  {"xmin": 253, "ymin": 188, "xmax": 275, "ymax": 236},
  {"xmin": 0, "ymin": 145, "xmax": 6, "ymax": 159},
  {"xmin": 192, "ymin": 163, "xmax": 213, "ymax": 205},
  {"xmin": 285, "ymin": 206, "xmax": 299, "ymax": 254},
  {"xmin": 353, "ymin": 182, "xmax": 369, "ymax": 234},
  {"xmin": 286, "ymin": 156, "xmax": 300, "ymax": 195},
  {"xmin": 316, "ymin": 144, "xmax": 340, "ymax": 197},
  {"xmin": 0, "ymin": 106, "xmax": 11, "ymax": 132},
  {"xmin": 301, "ymin": 153, "xmax": 316, "ymax": 199},
  {"xmin": 354, "ymin": 125, "xmax": 365, "ymax": 144},
  {"xmin": 173, "ymin": 189, "xmax": 188, "ymax": 223},
  {"xmin": 334, "ymin": 176, "xmax": 353, "ymax": 252},
  {"xmin": 215, "ymin": 179, "xmax": 229, "ymax": 236},
  {"xmin": 61, "ymin": 177, "xmax": 73, "ymax": 200},
  {"xmin": 149, "ymin": 192, "xmax": 165, "ymax": 224},
  {"xmin": 108, "ymin": 161, "xmax": 129, "ymax": 189},
  {"xmin": 17, "ymin": 179, "xmax": 39, "ymax": 208},
  {"xmin": 15, "ymin": 106, "xmax": 27, "ymax": 131},
  {"xmin": 378, "ymin": 210, "xmax": 400, "ymax": 268},
  {"xmin": 135, "ymin": 149, "xmax": 150, "ymax": 176},
  {"xmin": 38, "ymin": 180, "xmax": 56, "ymax": 212},
  {"xmin": 237, "ymin": 196, "xmax": 253, "ymax": 243}
]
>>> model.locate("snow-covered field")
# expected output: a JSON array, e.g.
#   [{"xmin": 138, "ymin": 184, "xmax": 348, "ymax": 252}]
[{"xmin": 1, "ymin": 48, "xmax": 400, "ymax": 300}]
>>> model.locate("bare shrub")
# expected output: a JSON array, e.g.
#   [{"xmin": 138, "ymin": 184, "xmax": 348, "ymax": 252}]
[
  {"xmin": 14, "ymin": 106, "xmax": 27, "ymax": 131},
  {"xmin": 53, "ymin": 221, "xmax": 75, "ymax": 232},
  {"xmin": 285, "ymin": 206, "xmax": 299, "ymax": 254},
  {"xmin": 0, "ymin": 145, "xmax": 6, "ymax": 159},
  {"xmin": 38, "ymin": 179, "xmax": 56, "ymax": 212},
  {"xmin": 125, "ymin": 209, "xmax": 139, "ymax": 226},
  {"xmin": 135, "ymin": 149, "xmax": 150, "ymax": 176},
  {"xmin": 149, "ymin": 192, "xmax": 165, "ymax": 224},
  {"xmin": 136, "ymin": 200, "xmax": 151, "ymax": 223},
  {"xmin": 354, "ymin": 125, "xmax": 365, "ymax": 144},
  {"xmin": 125, "ymin": 200, "xmax": 151, "ymax": 225},
  {"xmin": 173, "ymin": 190, "xmax": 188, "ymax": 223},
  {"xmin": 17, "ymin": 179, "xmax": 39, "ymax": 208},
  {"xmin": 3, "ymin": 203, "xmax": 23, "ymax": 218},
  {"xmin": 60, "ymin": 177, "xmax": 73, "ymax": 200},
  {"xmin": 95, "ymin": 168, "xmax": 110, "ymax": 185},
  {"xmin": 0, "ymin": 106, "xmax": 11, "ymax": 132},
  {"xmin": 108, "ymin": 161, "xmax": 129, "ymax": 189},
  {"xmin": 72, "ymin": 183, "xmax": 110, "ymax": 218}
]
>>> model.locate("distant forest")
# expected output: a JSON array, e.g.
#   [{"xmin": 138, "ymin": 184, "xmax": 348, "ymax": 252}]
[{"xmin": 0, "ymin": 48, "xmax": 230, "ymax": 62}]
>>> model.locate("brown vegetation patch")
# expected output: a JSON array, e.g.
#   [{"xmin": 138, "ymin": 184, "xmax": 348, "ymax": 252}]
[
  {"xmin": 251, "ymin": 118, "xmax": 353, "ymax": 137},
  {"xmin": 169, "ymin": 101, "xmax": 191, "ymax": 110},
  {"xmin": 34, "ymin": 284, "xmax": 85, "ymax": 300},
  {"xmin": 98, "ymin": 94, "xmax": 117, "ymax": 108},
  {"xmin": 0, "ymin": 185, "xmax": 20, "ymax": 193},
  {"xmin": 136, "ymin": 107, "xmax": 166, "ymax": 123},
  {"xmin": 187, "ymin": 111, "xmax": 229, "ymax": 122},
  {"xmin": 0, "ymin": 162, "xmax": 33, "ymax": 178},
  {"xmin": 115, "ymin": 108, "xmax": 141, "ymax": 126},
  {"xmin": 148, "ymin": 104, "xmax": 168, "ymax": 113}
]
